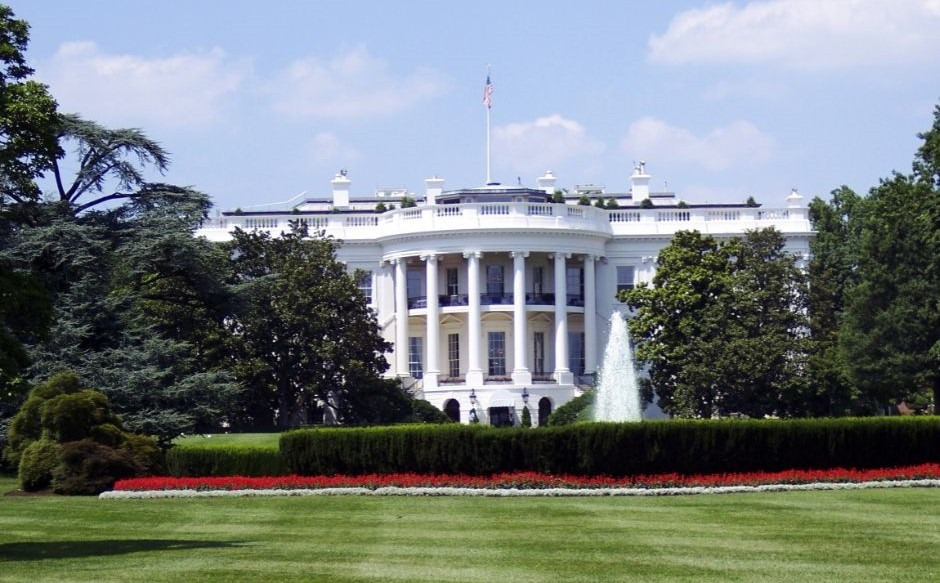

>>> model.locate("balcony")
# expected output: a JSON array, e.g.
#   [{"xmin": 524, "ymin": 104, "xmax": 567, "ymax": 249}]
[
  {"xmin": 197, "ymin": 201, "xmax": 812, "ymax": 244},
  {"xmin": 408, "ymin": 293, "xmax": 583, "ymax": 310}
]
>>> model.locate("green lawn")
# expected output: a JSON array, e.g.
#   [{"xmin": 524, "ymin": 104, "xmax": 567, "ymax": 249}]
[
  {"xmin": 172, "ymin": 433, "xmax": 281, "ymax": 449},
  {"xmin": 1, "ymin": 476, "xmax": 938, "ymax": 582}
]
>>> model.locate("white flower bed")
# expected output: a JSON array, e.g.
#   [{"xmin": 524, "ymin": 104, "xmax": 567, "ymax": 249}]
[{"xmin": 99, "ymin": 479, "xmax": 940, "ymax": 499}]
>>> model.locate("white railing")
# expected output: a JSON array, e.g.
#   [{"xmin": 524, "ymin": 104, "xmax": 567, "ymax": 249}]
[{"xmin": 196, "ymin": 202, "xmax": 812, "ymax": 242}]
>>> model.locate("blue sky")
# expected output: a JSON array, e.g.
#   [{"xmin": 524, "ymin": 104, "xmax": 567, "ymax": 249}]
[{"xmin": 8, "ymin": 0, "xmax": 940, "ymax": 210}]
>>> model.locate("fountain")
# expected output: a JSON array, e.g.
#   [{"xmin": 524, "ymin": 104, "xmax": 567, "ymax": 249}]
[{"xmin": 593, "ymin": 311, "xmax": 642, "ymax": 422}]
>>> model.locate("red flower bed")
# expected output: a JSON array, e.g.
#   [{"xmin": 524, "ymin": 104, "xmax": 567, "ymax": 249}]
[{"xmin": 114, "ymin": 463, "xmax": 940, "ymax": 492}]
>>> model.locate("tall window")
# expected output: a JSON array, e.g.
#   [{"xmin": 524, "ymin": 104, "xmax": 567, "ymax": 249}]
[
  {"xmin": 357, "ymin": 271, "xmax": 373, "ymax": 303},
  {"xmin": 408, "ymin": 336, "xmax": 423, "ymax": 379},
  {"xmin": 406, "ymin": 268, "xmax": 424, "ymax": 300},
  {"xmin": 533, "ymin": 332, "xmax": 545, "ymax": 375},
  {"xmin": 448, "ymin": 333, "xmax": 460, "ymax": 378},
  {"xmin": 567, "ymin": 266, "xmax": 584, "ymax": 298},
  {"xmin": 616, "ymin": 266, "xmax": 635, "ymax": 294},
  {"xmin": 532, "ymin": 266, "xmax": 543, "ymax": 295},
  {"xmin": 487, "ymin": 331, "xmax": 506, "ymax": 376},
  {"xmin": 446, "ymin": 268, "xmax": 459, "ymax": 296},
  {"xmin": 486, "ymin": 265, "xmax": 504, "ymax": 297},
  {"xmin": 568, "ymin": 332, "xmax": 585, "ymax": 375}
]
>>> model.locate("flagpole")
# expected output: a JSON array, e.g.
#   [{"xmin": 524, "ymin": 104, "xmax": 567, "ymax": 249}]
[
  {"xmin": 484, "ymin": 65, "xmax": 492, "ymax": 185},
  {"xmin": 486, "ymin": 102, "xmax": 491, "ymax": 184}
]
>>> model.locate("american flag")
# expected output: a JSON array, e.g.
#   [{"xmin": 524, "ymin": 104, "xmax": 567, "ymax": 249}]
[{"xmin": 483, "ymin": 74, "xmax": 493, "ymax": 109}]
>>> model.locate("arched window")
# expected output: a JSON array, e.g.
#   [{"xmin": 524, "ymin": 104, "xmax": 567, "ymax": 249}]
[
  {"xmin": 538, "ymin": 397, "xmax": 552, "ymax": 426},
  {"xmin": 443, "ymin": 399, "xmax": 460, "ymax": 423}
]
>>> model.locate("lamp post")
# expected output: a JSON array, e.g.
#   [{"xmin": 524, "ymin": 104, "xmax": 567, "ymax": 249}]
[
  {"xmin": 468, "ymin": 389, "xmax": 478, "ymax": 424},
  {"xmin": 520, "ymin": 387, "xmax": 531, "ymax": 428}
]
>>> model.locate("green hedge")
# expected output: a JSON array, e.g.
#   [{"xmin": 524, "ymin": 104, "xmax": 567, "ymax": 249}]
[
  {"xmin": 280, "ymin": 418, "xmax": 940, "ymax": 476},
  {"xmin": 166, "ymin": 445, "xmax": 289, "ymax": 477}
]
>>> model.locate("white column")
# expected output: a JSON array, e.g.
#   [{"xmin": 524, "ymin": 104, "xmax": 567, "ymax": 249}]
[
  {"xmin": 553, "ymin": 253, "xmax": 573, "ymax": 384},
  {"xmin": 583, "ymin": 255, "xmax": 598, "ymax": 375},
  {"xmin": 464, "ymin": 251, "xmax": 484, "ymax": 387},
  {"xmin": 423, "ymin": 253, "xmax": 440, "ymax": 389},
  {"xmin": 511, "ymin": 251, "xmax": 531, "ymax": 385},
  {"xmin": 394, "ymin": 257, "xmax": 409, "ymax": 378}
]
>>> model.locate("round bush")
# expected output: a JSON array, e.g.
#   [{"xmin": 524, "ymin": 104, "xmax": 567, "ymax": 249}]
[
  {"xmin": 18, "ymin": 438, "xmax": 60, "ymax": 491},
  {"xmin": 41, "ymin": 390, "xmax": 119, "ymax": 443},
  {"xmin": 52, "ymin": 439, "xmax": 143, "ymax": 495},
  {"xmin": 547, "ymin": 391, "xmax": 594, "ymax": 426}
]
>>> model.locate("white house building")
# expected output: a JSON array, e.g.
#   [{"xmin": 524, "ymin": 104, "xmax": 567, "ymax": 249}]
[{"xmin": 197, "ymin": 164, "xmax": 813, "ymax": 426}]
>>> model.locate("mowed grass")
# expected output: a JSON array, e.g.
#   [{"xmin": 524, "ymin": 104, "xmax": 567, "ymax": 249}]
[
  {"xmin": 173, "ymin": 433, "xmax": 281, "ymax": 449},
  {"xmin": 1, "ymin": 476, "xmax": 938, "ymax": 583}
]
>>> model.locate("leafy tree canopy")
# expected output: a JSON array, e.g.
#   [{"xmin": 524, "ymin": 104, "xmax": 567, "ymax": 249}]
[
  {"xmin": 622, "ymin": 228, "xmax": 809, "ymax": 418},
  {"xmin": 0, "ymin": 5, "xmax": 60, "ymax": 205},
  {"xmin": 225, "ymin": 222, "xmax": 392, "ymax": 428}
]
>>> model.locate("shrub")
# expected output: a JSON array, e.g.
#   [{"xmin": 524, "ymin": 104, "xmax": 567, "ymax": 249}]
[
  {"xmin": 18, "ymin": 438, "xmax": 59, "ymax": 491},
  {"xmin": 280, "ymin": 417, "xmax": 940, "ymax": 477},
  {"xmin": 521, "ymin": 406, "xmax": 532, "ymax": 428},
  {"xmin": 4, "ymin": 372, "xmax": 83, "ymax": 468},
  {"xmin": 41, "ymin": 390, "xmax": 119, "ymax": 443},
  {"xmin": 407, "ymin": 399, "xmax": 453, "ymax": 424},
  {"xmin": 52, "ymin": 439, "xmax": 144, "ymax": 495},
  {"xmin": 548, "ymin": 391, "xmax": 594, "ymax": 426},
  {"xmin": 122, "ymin": 433, "xmax": 165, "ymax": 476},
  {"xmin": 166, "ymin": 445, "xmax": 288, "ymax": 477},
  {"xmin": 5, "ymin": 371, "xmax": 164, "ymax": 493}
]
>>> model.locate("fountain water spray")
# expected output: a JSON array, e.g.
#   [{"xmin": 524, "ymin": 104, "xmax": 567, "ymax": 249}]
[{"xmin": 593, "ymin": 311, "xmax": 642, "ymax": 422}]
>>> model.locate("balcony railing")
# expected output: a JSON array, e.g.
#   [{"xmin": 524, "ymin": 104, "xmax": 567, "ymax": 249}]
[
  {"xmin": 408, "ymin": 293, "xmax": 583, "ymax": 309},
  {"xmin": 198, "ymin": 202, "xmax": 811, "ymax": 243},
  {"xmin": 481, "ymin": 293, "xmax": 513, "ymax": 305}
]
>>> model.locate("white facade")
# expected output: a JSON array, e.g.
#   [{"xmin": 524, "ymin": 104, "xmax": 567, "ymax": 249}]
[{"xmin": 197, "ymin": 166, "xmax": 813, "ymax": 426}]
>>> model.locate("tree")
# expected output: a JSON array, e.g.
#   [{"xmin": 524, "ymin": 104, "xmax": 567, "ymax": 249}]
[
  {"xmin": 50, "ymin": 114, "xmax": 170, "ymax": 213},
  {"xmin": 0, "ymin": 261, "xmax": 50, "ymax": 389},
  {"xmin": 622, "ymin": 229, "xmax": 809, "ymax": 418},
  {"xmin": 839, "ymin": 180, "xmax": 940, "ymax": 411},
  {"xmin": 2, "ymin": 189, "xmax": 240, "ymax": 442},
  {"xmin": 836, "ymin": 105, "xmax": 940, "ymax": 413},
  {"xmin": 0, "ymin": 5, "xmax": 60, "ymax": 206},
  {"xmin": 805, "ymin": 186, "xmax": 868, "ymax": 414},
  {"xmin": 226, "ymin": 222, "xmax": 392, "ymax": 428}
]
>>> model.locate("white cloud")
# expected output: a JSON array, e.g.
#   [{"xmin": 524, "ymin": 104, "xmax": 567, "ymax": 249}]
[
  {"xmin": 39, "ymin": 42, "xmax": 247, "ymax": 128},
  {"xmin": 493, "ymin": 114, "xmax": 605, "ymax": 177},
  {"xmin": 270, "ymin": 46, "xmax": 448, "ymax": 118},
  {"xmin": 309, "ymin": 132, "xmax": 360, "ymax": 168},
  {"xmin": 649, "ymin": 0, "xmax": 940, "ymax": 70},
  {"xmin": 620, "ymin": 117, "xmax": 774, "ymax": 172}
]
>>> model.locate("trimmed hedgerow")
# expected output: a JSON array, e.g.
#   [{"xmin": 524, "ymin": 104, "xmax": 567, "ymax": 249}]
[
  {"xmin": 280, "ymin": 418, "xmax": 940, "ymax": 477},
  {"xmin": 166, "ymin": 445, "xmax": 289, "ymax": 477}
]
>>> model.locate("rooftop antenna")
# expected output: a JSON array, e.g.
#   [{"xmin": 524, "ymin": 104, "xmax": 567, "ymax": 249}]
[{"xmin": 483, "ymin": 65, "xmax": 494, "ymax": 185}]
